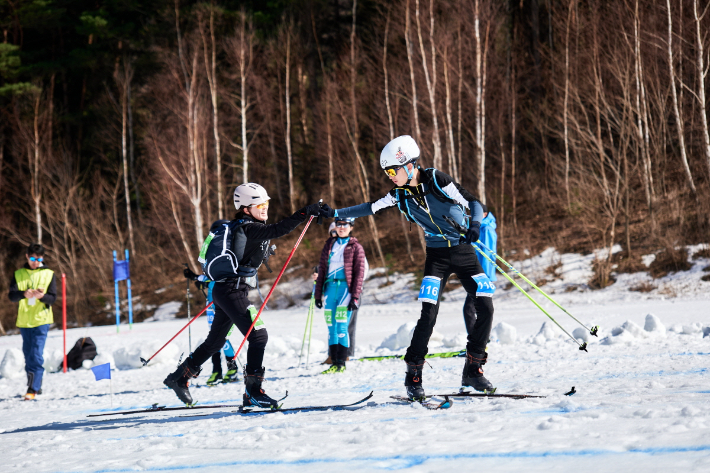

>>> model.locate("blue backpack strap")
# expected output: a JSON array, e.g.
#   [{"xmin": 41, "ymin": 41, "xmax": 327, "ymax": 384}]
[{"xmin": 393, "ymin": 188, "xmax": 416, "ymax": 223}]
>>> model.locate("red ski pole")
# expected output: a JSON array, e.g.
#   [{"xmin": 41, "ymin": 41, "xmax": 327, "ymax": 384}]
[
  {"xmin": 140, "ymin": 301, "xmax": 213, "ymax": 366},
  {"xmin": 233, "ymin": 215, "xmax": 316, "ymax": 360}
]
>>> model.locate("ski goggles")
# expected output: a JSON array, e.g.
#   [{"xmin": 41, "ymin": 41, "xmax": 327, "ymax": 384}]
[
  {"xmin": 384, "ymin": 166, "xmax": 403, "ymax": 178},
  {"xmin": 251, "ymin": 200, "xmax": 270, "ymax": 209},
  {"xmin": 335, "ymin": 222, "xmax": 352, "ymax": 227},
  {"xmin": 29, "ymin": 257, "xmax": 43, "ymax": 262}
]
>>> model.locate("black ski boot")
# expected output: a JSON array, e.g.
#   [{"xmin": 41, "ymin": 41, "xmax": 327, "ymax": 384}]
[
  {"xmin": 243, "ymin": 367, "xmax": 279, "ymax": 409},
  {"xmin": 222, "ymin": 357, "xmax": 239, "ymax": 383},
  {"xmin": 404, "ymin": 360, "xmax": 426, "ymax": 401},
  {"xmin": 461, "ymin": 351, "xmax": 495, "ymax": 392},
  {"xmin": 163, "ymin": 358, "xmax": 201, "ymax": 405}
]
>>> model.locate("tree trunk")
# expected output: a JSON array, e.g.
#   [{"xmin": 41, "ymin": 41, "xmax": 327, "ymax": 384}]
[
  {"xmin": 32, "ymin": 92, "xmax": 42, "ymax": 243},
  {"xmin": 563, "ymin": 0, "xmax": 573, "ymax": 210},
  {"xmin": 405, "ymin": 0, "xmax": 423, "ymax": 144},
  {"xmin": 693, "ymin": 0, "xmax": 710, "ymax": 184},
  {"xmin": 120, "ymin": 56, "xmax": 136, "ymax": 256},
  {"xmin": 285, "ymin": 26, "xmax": 295, "ymax": 213},
  {"xmin": 199, "ymin": 7, "xmax": 224, "ymax": 217},
  {"xmin": 415, "ymin": 0, "xmax": 442, "ymax": 169},
  {"xmin": 633, "ymin": 0, "xmax": 653, "ymax": 212},
  {"xmin": 665, "ymin": 0, "xmax": 697, "ymax": 194}
]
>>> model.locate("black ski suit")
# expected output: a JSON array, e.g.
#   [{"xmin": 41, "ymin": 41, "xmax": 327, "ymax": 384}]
[
  {"xmin": 335, "ymin": 168, "xmax": 495, "ymax": 363},
  {"xmin": 187, "ymin": 211, "xmax": 311, "ymax": 374}
]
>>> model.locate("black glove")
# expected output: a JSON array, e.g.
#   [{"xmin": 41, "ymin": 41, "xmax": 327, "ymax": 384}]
[
  {"xmin": 296, "ymin": 203, "xmax": 322, "ymax": 218},
  {"xmin": 464, "ymin": 222, "xmax": 481, "ymax": 244},
  {"xmin": 315, "ymin": 298, "xmax": 323, "ymax": 309},
  {"xmin": 347, "ymin": 298, "xmax": 359, "ymax": 311},
  {"xmin": 194, "ymin": 280, "xmax": 209, "ymax": 291},
  {"xmin": 183, "ymin": 267, "xmax": 198, "ymax": 280},
  {"xmin": 319, "ymin": 203, "xmax": 336, "ymax": 219}
]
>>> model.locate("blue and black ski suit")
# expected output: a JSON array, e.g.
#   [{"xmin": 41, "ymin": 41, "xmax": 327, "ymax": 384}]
[{"xmin": 334, "ymin": 167, "xmax": 495, "ymax": 362}]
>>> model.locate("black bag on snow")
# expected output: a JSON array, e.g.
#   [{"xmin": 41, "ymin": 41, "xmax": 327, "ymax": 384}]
[
  {"xmin": 66, "ymin": 337, "xmax": 97, "ymax": 370},
  {"xmin": 198, "ymin": 219, "xmax": 258, "ymax": 281}
]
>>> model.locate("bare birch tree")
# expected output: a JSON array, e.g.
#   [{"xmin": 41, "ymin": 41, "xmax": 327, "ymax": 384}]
[
  {"xmin": 692, "ymin": 0, "xmax": 710, "ymax": 184},
  {"xmin": 198, "ymin": 6, "xmax": 224, "ymax": 218},
  {"xmin": 416, "ymin": 0, "xmax": 443, "ymax": 169},
  {"xmin": 117, "ymin": 54, "xmax": 136, "ymax": 256},
  {"xmin": 405, "ymin": 0, "xmax": 423, "ymax": 144},
  {"xmin": 665, "ymin": 0, "xmax": 696, "ymax": 194},
  {"xmin": 284, "ymin": 24, "xmax": 295, "ymax": 213}
]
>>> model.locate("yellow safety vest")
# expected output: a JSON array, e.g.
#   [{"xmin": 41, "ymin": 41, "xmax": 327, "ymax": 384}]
[{"xmin": 14, "ymin": 267, "xmax": 55, "ymax": 328}]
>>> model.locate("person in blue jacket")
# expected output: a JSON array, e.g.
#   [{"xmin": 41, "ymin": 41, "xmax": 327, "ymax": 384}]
[
  {"xmin": 476, "ymin": 205, "xmax": 497, "ymax": 281},
  {"xmin": 463, "ymin": 204, "xmax": 497, "ymax": 344},
  {"xmin": 318, "ymin": 135, "xmax": 496, "ymax": 400}
]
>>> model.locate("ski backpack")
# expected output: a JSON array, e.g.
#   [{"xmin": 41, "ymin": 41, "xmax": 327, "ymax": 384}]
[
  {"xmin": 198, "ymin": 219, "xmax": 258, "ymax": 282},
  {"xmin": 66, "ymin": 337, "xmax": 97, "ymax": 370},
  {"xmin": 392, "ymin": 168, "xmax": 457, "ymax": 223}
]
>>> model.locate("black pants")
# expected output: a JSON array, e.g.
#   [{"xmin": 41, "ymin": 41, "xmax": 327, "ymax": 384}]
[
  {"xmin": 347, "ymin": 308, "xmax": 358, "ymax": 357},
  {"xmin": 190, "ymin": 281, "xmax": 268, "ymax": 373},
  {"xmin": 211, "ymin": 352, "xmax": 222, "ymax": 375},
  {"xmin": 404, "ymin": 244, "xmax": 494, "ymax": 363}
]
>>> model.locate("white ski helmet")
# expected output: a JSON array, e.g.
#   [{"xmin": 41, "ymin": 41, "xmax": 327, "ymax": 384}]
[
  {"xmin": 233, "ymin": 183, "xmax": 270, "ymax": 210},
  {"xmin": 380, "ymin": 135, "xmax": 420, "ymax": 170}
]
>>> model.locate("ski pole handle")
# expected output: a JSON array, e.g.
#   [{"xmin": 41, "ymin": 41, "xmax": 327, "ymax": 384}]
[
  {"xmin": 140, "ymin": 301, "xmax": 213, "ymax": 366},
  {"xmin": 233, "ymin": 214, "xmax": 316, "ymax": 361}
]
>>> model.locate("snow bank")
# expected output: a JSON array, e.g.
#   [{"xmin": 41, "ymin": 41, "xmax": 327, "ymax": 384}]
[
  {"xmin": 442, "ymin": 332, "xmax": 467, "ymax": 348},
  {"xmin": 113, "ymin": 341, "xmax": 179, "ymax": 369},
  {"xmin": 493, "ymin": 322, "xmax": 517, "ymax": 344},
  {"xmin": 378, "ymin": 322, "xmax": 443, "ymax": 350},
  {"xmin": 0, "ymin": 348, "xmax": 24, "ymax": 379},
  {"xmin": 42, "ymin": 348, "xmax": 64, "ymax": 373},
  {"xmin": 267, "ymin": 336, "xmax": 326, "ymax": 359},
  {"xmin": 602, "ymin": 320, "xmax": 652, "ymax": 345},
  {"xmin": 379, "ymin": 322, "xmax": 417, "ymax": 350},
  {"xmin": 644, "ymin": 313, "xmax": 665, "ymax": 334},
  {"xmin": 531, "ymin": 321, "xmax": 566, "ymax": 345},
  {"xmin": 143, "ymin": 301, "xmax": 182, "ymax": 322}
]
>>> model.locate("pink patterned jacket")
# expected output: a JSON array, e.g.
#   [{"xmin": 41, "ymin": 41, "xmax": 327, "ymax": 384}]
[{"xmin": 314, "ymin": 236, "xmax": 366, "ymax": 302}]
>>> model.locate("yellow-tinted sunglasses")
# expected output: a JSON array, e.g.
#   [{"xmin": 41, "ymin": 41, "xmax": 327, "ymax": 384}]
[
  {"xmin": 251, "ymin": 200, "xmax": 270, "ymax": 209},
  {"xmin": 384, "ymin": 166, "xmax": 402, "ymax": 177}
]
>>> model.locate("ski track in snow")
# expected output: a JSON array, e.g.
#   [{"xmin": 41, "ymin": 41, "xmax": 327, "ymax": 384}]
[{"xmin": 1, "ymin": 245, "xmax": 709, "ymax": 472}]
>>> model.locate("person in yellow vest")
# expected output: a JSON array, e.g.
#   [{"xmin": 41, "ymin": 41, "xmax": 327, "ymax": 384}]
[{"xmin": 8, "ymin": 243, "xmax": 57, "ymax": 400}]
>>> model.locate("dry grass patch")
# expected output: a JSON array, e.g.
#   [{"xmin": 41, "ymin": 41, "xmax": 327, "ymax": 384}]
[
  {"xmin": 629, "ymin": 282, "xmax": 656, "ymax": 293},
  {"xmin": 649, "ymin": 247, "xmax": 691, "ymax": 278}
]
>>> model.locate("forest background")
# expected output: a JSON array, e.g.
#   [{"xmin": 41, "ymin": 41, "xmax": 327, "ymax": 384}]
[{"xmin": 1, "ymin": 0, "xmax": 709, "ymax": 334}]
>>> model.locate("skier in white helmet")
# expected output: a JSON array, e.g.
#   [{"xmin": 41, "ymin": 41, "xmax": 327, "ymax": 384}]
[
  {"xmin": 164, "ymin": 183, "xmax": 326, "ymax": 407},
  {"xmin": 318, "ymin": 135, "xmax": 495, "ymax": 400}
]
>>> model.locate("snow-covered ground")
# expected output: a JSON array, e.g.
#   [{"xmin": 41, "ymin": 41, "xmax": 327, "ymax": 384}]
[{"xmin": 1, "ymin": 245, "xmax": 709, "ymax": 472}]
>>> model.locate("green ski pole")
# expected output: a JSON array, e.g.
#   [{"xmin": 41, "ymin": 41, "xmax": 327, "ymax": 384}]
[
  {"xmin": 306, "ymin": 286, "xmax": 316, "ymax": 367},
  {"xmin": 299, "ymin": 267, "xmax": 318, "ymax": 366},
  {"xmin": 443, "ymin": 216, "xmax": 587, "ymax": 351},
  {"xmin": 474, "ymin": 239, "xmax": 598, "ymax": 337}
]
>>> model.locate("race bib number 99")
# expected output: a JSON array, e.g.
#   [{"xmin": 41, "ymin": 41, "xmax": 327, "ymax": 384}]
[
  {"xmin": 472, "ymin": 274, "xmax": 495, "ymax": 297},
  {"xmin": 418, "ymin": 276, "xmax": 442, "ymax": 304}
]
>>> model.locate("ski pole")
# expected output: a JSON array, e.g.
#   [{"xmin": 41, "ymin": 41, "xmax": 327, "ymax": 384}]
[
  {"xmin": 299, "ymin": 266, "xmax": 318, "ymax": 366},
  {"xmin": 442, "ymin": 216, "xmax": 587, "ymax": 351},
  {"xmin": 233, "ymin": 212, "xmax": 318, "ymax": 361},
  {"xmin": 306, "ymin": 286, "xmax": 315, "ymax": 367},
  {"xmin": 140, "ymin": 301, "xmax": 214, "ymax": 366},
  {"xmin": 474, "ymin": 239, "xmax": 598, "ymax": 336},
  {"xmin": 186, "ymin": 274, "xmax": 192, "ymax": 353}
]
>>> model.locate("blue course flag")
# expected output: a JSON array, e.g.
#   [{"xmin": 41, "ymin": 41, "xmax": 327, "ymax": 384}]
[
  {"xmin": 113, "ymin": 260, "xmax": 130, "ymax": 282},
  {"xmin": 91, "ymin": 363, "xmax": 112, "ymax": 381}
]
